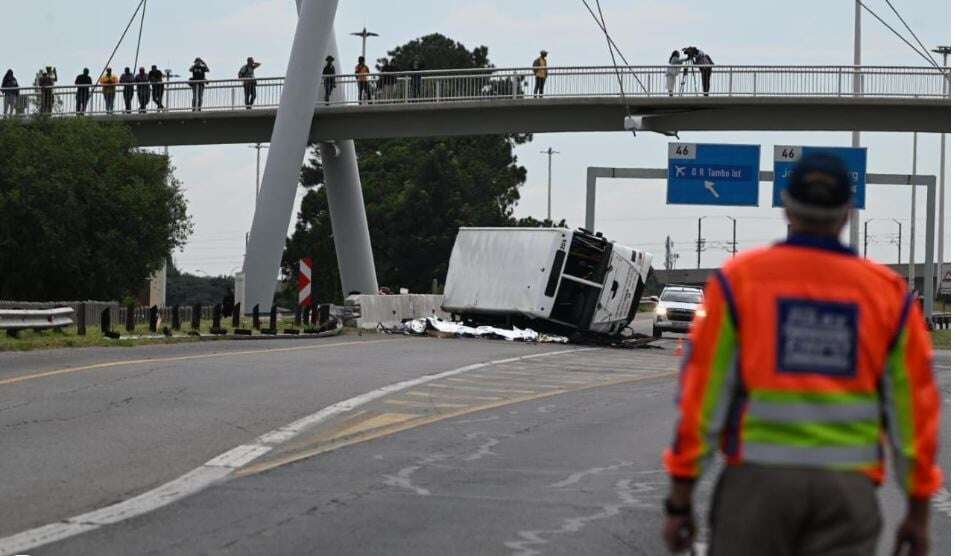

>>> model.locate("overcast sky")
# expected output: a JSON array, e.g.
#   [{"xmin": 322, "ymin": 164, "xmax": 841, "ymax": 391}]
[{"xmin": 3, "ymin": 0, "xmax": 950, "ymax": 278}]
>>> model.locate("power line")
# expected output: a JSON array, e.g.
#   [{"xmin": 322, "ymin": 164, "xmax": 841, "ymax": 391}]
[{"xmin": 578, "ymin": 0, "xmax": 649, "ymax": 95}]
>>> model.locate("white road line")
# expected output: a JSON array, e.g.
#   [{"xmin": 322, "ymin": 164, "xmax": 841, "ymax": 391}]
[{"xmin": 0, "ymin": 347, "xmax": 593, "ymax": 556}]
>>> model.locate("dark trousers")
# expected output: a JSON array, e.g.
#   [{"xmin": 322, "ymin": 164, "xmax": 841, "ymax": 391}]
[
  {"xmin": 534, "ymin": 76, "xmax": 546, "ymax": 97},
  {"xmin": 103, "ymin": 91, "xmax": 116, "ymax": 113},
  {"xmin": 137, "ymin": 87, "xmax": 149, "ymax": 112},
  {"xmin": 244, "ymin": 81, "xmax": 257, "ymax": 108},
  {"xmin": 358, "ymin": 81, "xmax": 371, "ymax": 102},
  {"xmin": 123, "ymin": 88, "xmax": 134, "ymax": 113},
  {"xmin": 75, "ymin": 89, "xmax": 89, "ymax": 113},
  {"xmin": 324, "ymin": 80, "xmax": 334, "ymax": 103},
  {"xmin": 151, "ymin": 84, "xmax": 164, "ymax": 109},
  {"xmin": 41, "ymin": 90, "xmax": 53, "ymax": 113},
  {"xmin": 709, "ymin": 464, "xmax": 880, "ymax": 556},
  {"xmin": 700, "ymin": 67, "xmax": 712, "ymax": 96},
  {"xmin": 190, "ymin": 83, "xmax": 205, "ymax": 110}
]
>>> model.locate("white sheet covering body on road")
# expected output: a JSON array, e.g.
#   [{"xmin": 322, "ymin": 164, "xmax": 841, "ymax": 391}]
[{"xmin": 442, "ymin": 228, "xmax": 653, "ymax": 337}]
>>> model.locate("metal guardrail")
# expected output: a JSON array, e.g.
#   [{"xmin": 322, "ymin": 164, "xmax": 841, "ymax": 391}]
[
  {"xmin": 929, "ymin": 312, "xmax": 951, "ymax": 330},
  {"xmin": 0, "ymin": 65, "xmax": 948, "ymax": 118},
  {"xmin": 0, "ymin": 307, "xmax": 74, "ymax": 333}
]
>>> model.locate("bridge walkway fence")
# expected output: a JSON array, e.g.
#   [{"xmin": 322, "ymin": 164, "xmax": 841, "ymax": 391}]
[{"xmin": 0, "ymin": 65, "xmax": 948, "ymax": 119}]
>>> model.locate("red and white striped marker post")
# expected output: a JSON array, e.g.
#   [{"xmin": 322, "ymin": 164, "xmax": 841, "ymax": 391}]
[{"xmin": 298, "ymin": 257, "xmax": 313, "ymax": 307}]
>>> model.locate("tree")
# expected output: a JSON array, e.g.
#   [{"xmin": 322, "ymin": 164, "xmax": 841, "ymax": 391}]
[
  {"xmin": 282, "ymin": 34, "xmax": 556, "ymax": 301},
  {"xmin": 0, "ymin": 118, "xmax": 191, "ymax": 300}
]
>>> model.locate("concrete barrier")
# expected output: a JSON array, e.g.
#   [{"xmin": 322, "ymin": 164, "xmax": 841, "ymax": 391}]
[{"xmin": 346, "ymin": 294, "xmax": 449, "ymax": 329}]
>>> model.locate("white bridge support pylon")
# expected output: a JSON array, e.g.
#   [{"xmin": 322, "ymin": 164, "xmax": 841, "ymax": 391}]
[{"xmin": 242, "ymin": 0, "xmax": 378, "ymax": 310}]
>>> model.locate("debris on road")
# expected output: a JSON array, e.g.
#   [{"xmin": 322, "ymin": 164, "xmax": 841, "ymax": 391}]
[{"xmin": 382, "ymin": 317, "xmax": 569, "ymax": 343}]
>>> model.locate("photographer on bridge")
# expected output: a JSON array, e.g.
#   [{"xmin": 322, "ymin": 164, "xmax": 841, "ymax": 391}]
[{"xmin": 682, "ymin": 46, "xmax": 714, "ymax": 96}]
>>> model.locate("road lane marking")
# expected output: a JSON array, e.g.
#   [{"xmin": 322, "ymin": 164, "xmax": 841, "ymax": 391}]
[
  {"xmin": 405, "ymin": 390, "xmax": 502, "ymax": 402},
  {"xmin": 238, "ymin": 370, "xmax": 677, "ymax": 477},
  {"xmin": 427, "ymin": 383, "xmax": 538, "ymax": 395},
  {"xmin": 384, "ymin": 399, "xmax": 470, "ymax": 409},
  {"xmin": 330, "ymin": 413, "xmax": 418, "ymax": 439},
  {"xmin": 0, "ymin": 347, "xmax": 594, "ymax": 556},
  {"xmin": 0, "ymin": 338, "xmax": 401, "ymax": 387}
]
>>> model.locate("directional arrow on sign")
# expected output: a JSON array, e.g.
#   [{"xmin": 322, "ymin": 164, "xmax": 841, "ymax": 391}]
[{"xmin": 704, "ymin": 181, "xmax": 720, "ymax": 198}]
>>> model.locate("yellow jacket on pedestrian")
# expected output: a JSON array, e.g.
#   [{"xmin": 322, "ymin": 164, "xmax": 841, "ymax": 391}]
[{"xmin": 533, "ymin": 56, "xmax": 548, "ymax": 79}]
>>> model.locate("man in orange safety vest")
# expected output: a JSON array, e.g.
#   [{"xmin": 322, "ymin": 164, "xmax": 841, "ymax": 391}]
[{"xmin": 661, "ymin": 153, "xmax": 941, "ymax": 555}]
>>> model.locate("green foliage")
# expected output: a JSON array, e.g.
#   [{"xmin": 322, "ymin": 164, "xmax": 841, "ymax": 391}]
[
  {"xmin": 283, "ymin": 34, "xmax": 561, "ymax": 300},
  {"xmin": 166, "ymin": 273, "xmax": 233, "ymax": 306},
  {"xmin": 0, "ymin": 118, "xmax": 191, "ymax": 300}
]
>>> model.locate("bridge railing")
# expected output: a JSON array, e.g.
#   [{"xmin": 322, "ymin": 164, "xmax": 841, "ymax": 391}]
[{"xmin": 0, "ymin": 65, "xmax": 947, "ymax": 118}]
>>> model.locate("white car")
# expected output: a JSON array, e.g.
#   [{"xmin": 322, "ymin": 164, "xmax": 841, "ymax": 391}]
[{"xmin": 653, "ymin": 286, "xmax": 704, "ymax": 338}]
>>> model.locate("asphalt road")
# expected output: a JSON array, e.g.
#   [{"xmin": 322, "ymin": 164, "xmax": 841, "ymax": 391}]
[{"xmin": 0, "ymin": 329, "xmax": 949, "ymax": 555}]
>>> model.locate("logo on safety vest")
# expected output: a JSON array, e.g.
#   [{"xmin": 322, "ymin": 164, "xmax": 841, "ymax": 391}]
[{"xmin": 777, "ymin": 298, "xmax": 858, "ymax": 376}]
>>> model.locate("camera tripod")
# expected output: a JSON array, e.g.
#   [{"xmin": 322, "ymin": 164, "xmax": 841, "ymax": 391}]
[{"xmin": 678, "ymin": 64, "xmax": 698, "ymax": 96}]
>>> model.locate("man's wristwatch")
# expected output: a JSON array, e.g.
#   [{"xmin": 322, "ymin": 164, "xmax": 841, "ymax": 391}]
[{"xmin": 664, "ymin": 498, "xmax": 692, "ymax": 516}]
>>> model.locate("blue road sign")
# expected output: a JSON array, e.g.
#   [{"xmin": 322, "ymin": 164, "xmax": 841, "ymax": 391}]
[
  {"xmin": 772, "ymin": 146, "xmax": 867, "ymax": 209},
  {"xmin": 667, "ymin": 143, "xmax": 761, "ymax": 206}
]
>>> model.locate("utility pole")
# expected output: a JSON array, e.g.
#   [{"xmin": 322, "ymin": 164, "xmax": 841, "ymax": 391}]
[
  {"xmin": 541, "ymin": 147, "xmax": 559, "ymax": 222},
  {"xmin": 249, "ymin": 143, "xmax": 269, "ymax": 203},
  {"xmin": 863, "ymin": 219, "xmax": 869, "ymax": 258},
  {"xmin": 726, "ymin": 216, "xmax": 738, "ymax": 257},
  {"xmin": 932, "ymin": 45, "xmax": 950, "ymax": 295},
  {"xmin": 908, "ymin": 134, "xmax": 918, "ymax": 289},
  {"xmin": 350, "ymin": 27, "xmax": 379, "ymax": 60},
  {"xmin": 848, "ymin": 0, "xmax": 862, "ymax": 250},
  {"xmin": 696, "ymin": 216, "xmax": 706, "ymax": 269},
  {"xmin": 892, "ymin": 219, "xmax": 902, "ymax": 265}
]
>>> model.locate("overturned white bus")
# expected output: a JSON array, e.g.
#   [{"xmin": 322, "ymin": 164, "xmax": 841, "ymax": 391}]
[{"xmin": 442, "ymin": 227, "xmax": 654, "ymax": 340}]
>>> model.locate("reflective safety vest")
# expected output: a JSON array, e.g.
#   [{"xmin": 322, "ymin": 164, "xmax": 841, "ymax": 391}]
[{"xmin": 663, "ymin": 234, "xmax": 942, "ymax": 499}]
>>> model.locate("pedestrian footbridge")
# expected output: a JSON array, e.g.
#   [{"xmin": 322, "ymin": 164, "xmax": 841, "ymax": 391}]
[{"xmin": 2, "ymin": 65, "xmax": 949, "ymax": 145}]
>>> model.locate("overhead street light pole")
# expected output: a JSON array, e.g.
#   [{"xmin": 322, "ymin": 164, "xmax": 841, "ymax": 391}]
[
  {"xmin": 849, "ymin": 0, "xmax": 862, "ymax": 250},
  {"xmin": 892, "ymin": 218, "xmax": 903, "ymax": 265},
  {"xmin": 909, "ymin": 133, "xmax": 918, "ymax": 289},
  {"xmin": 541, "ymin": 147, "xmax": 559, "ymax": 222},
  {"xmin": 350, "ymin": 27, "xmax": 379, "ymax": 60},
  {"xmin": 932, "ymin": 45, "xmax": 950, "ymax": 295},
  {"xmin": 697, "ymin": 216, "xmax": 706, "ymax": 269}
]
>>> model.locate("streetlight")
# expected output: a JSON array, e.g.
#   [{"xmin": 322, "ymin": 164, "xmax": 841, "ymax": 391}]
[
  {"xmin": 249, "ymin": 143, "xmax": 269, "ymax": 202},
  {"xmin": 540, "ymin": 147, "xmax": 559, "ymax": 222},
  {"xmin": 932, "ymin": 45, "xmax": 950, "ymax": 294},
  {"xmin": 350, "ymin": 27, "xmax": 379, "ymax": 60}
]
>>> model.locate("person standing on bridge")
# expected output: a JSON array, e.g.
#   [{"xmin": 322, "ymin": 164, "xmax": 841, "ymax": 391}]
[
  {"xmin": 37, "ymin": 67, "xmax": 56, "ymax": 115},
  {"xmin": 189, "ymin": 57, "xmax": 210, "ymax": 111},
  {"xmin": 239, "ymin": 57, "xmax": 260, "ymax": 109},
  {"xmin": 661, "ymin": 154, "xmax": 941, "ymax": 555},
  {"xmin": 119, "ymin": 67, "xmax": 135, "ymax": 113},
  {"xmin": 322, "ymin": 55, "xmax": 336, "ymax": 105},
  {"xmin": 532, "ymin": 50, "xmax": 548, "ymax": 97},
  {"xmin": 74, "ymin": 68, "xmax": 92, "ymax": 114},
  {"xmin": 2, "ymin": 69, "xmax": 19, "ymax": 116},
  {"xmin": 99, "ymin": 68, "xmax": 119, "ymax": 114},
  {"xmin": 134, "ymin": 67, "xmax": 150, "ymax": 113},
  {"xmin": 666, "ymin": 50, "xmax": 686, "ymax": 96},
  {"xmin": 148, "ymin": 65, "xmax": 165, "ymax": 111},
  {"xmin": 355, "ymin": 56, "xmax": 371, "ymax": 104}
]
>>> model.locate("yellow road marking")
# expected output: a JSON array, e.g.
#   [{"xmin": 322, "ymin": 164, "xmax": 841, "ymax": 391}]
[
  {"xmin": 406, "ymin": 390, "xmax": 502, "ymax": 401},
  {"xmin": 383, "ymin": 399, "xmax": 470, "ymax": 409},
  {"xmin": 0, "ymin": 338, "xmax": 400, "ymax": 387},
  {"xmin": 330, "ymin": 412, "xmax": 418, "ymax": 439},
  {"xmin": 428, "ymin": 383, "xmax": 537, "ymax": 395},
  {"xmin": 465, "ymin": 373, "xmax": 584, "ymax": 388},
  {"xmin": 237, "ymin": 369, "xmax": 678, "ymax": 477}
]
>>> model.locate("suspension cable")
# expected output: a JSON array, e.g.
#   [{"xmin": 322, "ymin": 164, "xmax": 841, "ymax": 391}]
[
  {"xmin": 881, "ymin": 0, "xmax": 946, "ymax": 73},
  {"xmin": 594, "ymin": 0, "xmax": 628, "ymax": 104},
  {"xmin": 133, "ymin": 0, "xmax": 148, "ymax": 71},
  {"xmin": 86, "ymin": 0, "xmax": 147, "ymax": 100},
  {"xmin": 857, "ymin": 0, "xmax": 943, "ymax": 69},
  {"xmin": 579, "ymin": 0, "xmax": 649, "ymax": 95}
]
